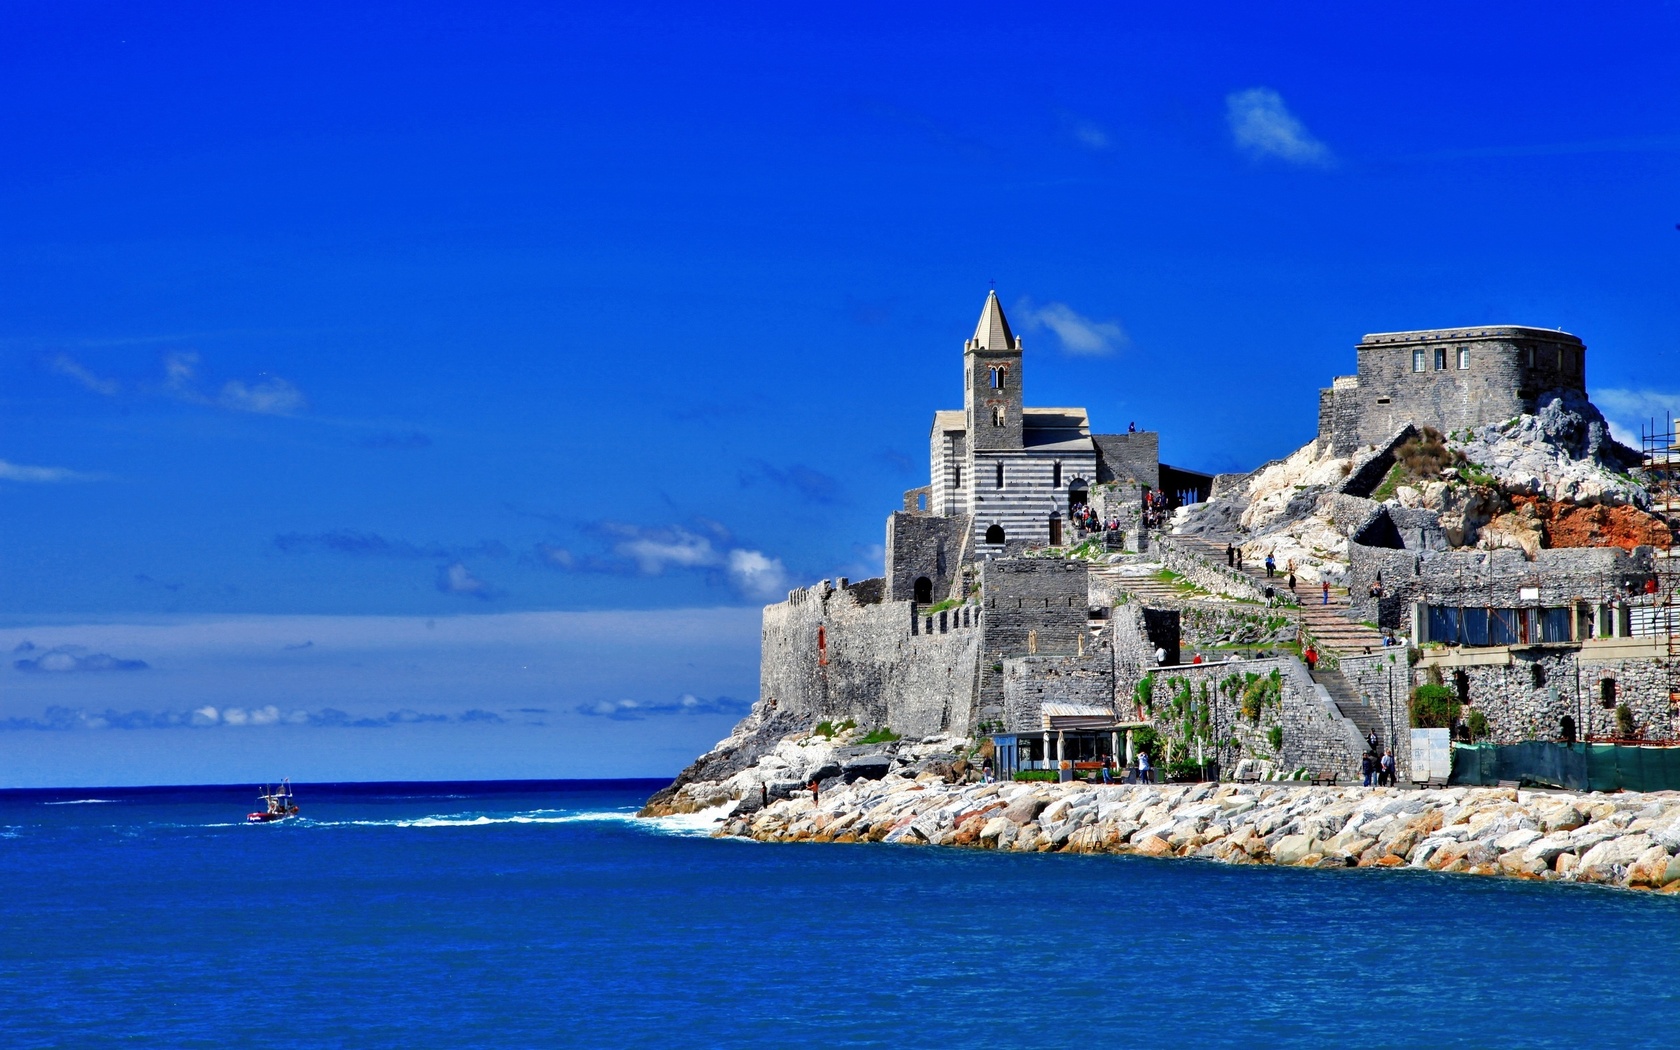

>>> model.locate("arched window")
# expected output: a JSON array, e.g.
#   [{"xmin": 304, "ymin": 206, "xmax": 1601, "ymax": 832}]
[
  {"xmin": 1053, "ymin": 461, "xmax": 1062, "ymax": 488},
  {"xmin": 1600, "ymin": 678, "xmax": 1617, "ymax": 708},
  {"xmin": 985, "ymin": 524, "xmax": 1005, "ymax": 545},
  {"xmin": 991, "ymin": 405, "xmax": 1005, "ymax": 427},
  {"xmin": 995, "ymin": 462, "xmax": 1004, "ymax": 489}
]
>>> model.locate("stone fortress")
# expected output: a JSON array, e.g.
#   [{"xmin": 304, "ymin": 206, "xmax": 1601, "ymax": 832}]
[{"xmin": 645, "ymin": 292, "xmax": 1679, "ymax": 816}]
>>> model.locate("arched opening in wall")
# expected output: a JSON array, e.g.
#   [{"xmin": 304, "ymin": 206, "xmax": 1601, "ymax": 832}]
[
  {"xmin": 1053, "ymin": 461, "xmax": 1062, "ymax": 488},
  {"xmin": 1560, "ymin": 714, "xmax": 1577, "ymax": 745},
  {"xmin": 995, "ymin": 462, "xmax": 1005, "ymax": 489},
  {"xmin": 1600, "ymin": 678, "xmax": 1617, "ymax": 709},
  {"xmin": 1048, "ymin": 513, "xmax": 1062, "ymax": 546},
  {"xmin": 913, "ymin": 577, "xmax": 933, "ymax": 603},
  {"xmin": 985, "ymin": 524, "xmax": 1005, "ymax": 545},
  {"xmin": 1531, "ymin": 663, "xmax": 1547, "ymax": 689},
  {"xmin": 916, "ymin": 492, "xmax": 927, "ymax": 512},
  {"xmin": 1454, "ymin": 670, "xmax": 1470, "ymax": 705},
  {"xmin": 1068, "ymin": 480, "xmax": 1089, "ymax": 512}
]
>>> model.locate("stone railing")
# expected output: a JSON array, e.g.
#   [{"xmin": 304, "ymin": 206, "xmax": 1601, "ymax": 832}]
[{"xmin": 1154, "ymin": 535, "xmax": 1295, "ymax": 606}]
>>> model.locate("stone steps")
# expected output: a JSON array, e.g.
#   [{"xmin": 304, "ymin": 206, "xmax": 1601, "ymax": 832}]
[
  {"xmin": 1175, "ymin": 535, "xmax": 1385, "ymax": 655},
  {"xmin": 1311, "ymin": 667, "xmax": 1387, "ymax": 748}
]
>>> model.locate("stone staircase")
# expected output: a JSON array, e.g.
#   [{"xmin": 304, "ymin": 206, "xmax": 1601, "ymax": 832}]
[
  {"xmin": 1171, "ymin": 534, "xmax": 1384, "ymax": 655},
  {"xmin": 1087, "ymin": 563, "xmax": 1197, "ymax": 606},
  {"xmin": 1309, "ymin": 666, "xmax": 1385, "ymax": 745}
]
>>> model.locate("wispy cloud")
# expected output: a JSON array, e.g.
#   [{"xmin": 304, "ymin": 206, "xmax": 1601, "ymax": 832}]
[
  {"xmin": 738, "ymin": 461, "xmax": 843, "ymax": 504},
  {"xmin": 0, "ymin": 704, "xmax": 506, "ymax": 731},
  {"xmin": 437, "ymin": 562, "xmax": 497, "ymax": 600},
  {"xmin": 0, "ymin": 459, "xmax": 103, "ymax": 483},
  {"xmin": 12, "ymin": 642, "xmax": 148, "ymax": 673},
  {"xmin": 47, "ymin": 349, "xmax": 308, "ymax": 416},
  {"xmin": 1015, "ymin": 299, "xmax": 1128, "ymax": 356},
  {"xmin": 1226, "ymin": 87, "xmax": 1333, "ymax": 167},
  {"xmin": 1058, "ymin": 111, "xmax": 1111, "ymax": 151},
  {"xmin": 47, "ymin": 353, "xmax": 121, "ymax": 396},
  {"xmin": 1593, "ymin": 387, "xmax": 1680, "ymax": 447},
  {"xmin": 273, "ymin": 530, "xmax": 508, "ymax": 560},
  {"xmin": 575, "ymin": 694, "xmax": 751, "ymax": 721}
]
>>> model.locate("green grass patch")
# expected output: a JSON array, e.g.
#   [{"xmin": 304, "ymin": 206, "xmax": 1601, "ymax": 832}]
[
  {"xmin": 1013, "ymin": 769, "xmax": 1059, "ymax": 783},
  {"xmin": 856, "ymin": 726, "xmax": 901, "ymax": 745}
]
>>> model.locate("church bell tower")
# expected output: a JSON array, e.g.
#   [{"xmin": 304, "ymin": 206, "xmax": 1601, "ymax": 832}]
[{"xmin": 963, "ymin": 290, "xmax": 1024, "ymax": 451}]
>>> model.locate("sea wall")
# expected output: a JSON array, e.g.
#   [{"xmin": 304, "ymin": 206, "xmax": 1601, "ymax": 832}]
[{"xmin": 713, "ymin": 776, "xmax": 1680, "ymax": 892}]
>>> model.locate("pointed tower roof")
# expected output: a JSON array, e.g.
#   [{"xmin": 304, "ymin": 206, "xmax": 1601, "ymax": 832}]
[{"xmin": 971, "ymin": 290, "xmax": 1017, "ymax": 351}]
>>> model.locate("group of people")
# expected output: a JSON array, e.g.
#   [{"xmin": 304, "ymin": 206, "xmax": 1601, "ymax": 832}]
[
  {"xmin": 1140, "ymin": 489, "xmax": 1172, "ymax": 530},
  {"xmin": 1360, "ymin": 728, "xmax": 1398, "ymax": 786},
  {"xmin": 1070, "ymin": 502, "xmax": 1122, "ymax": 535}
]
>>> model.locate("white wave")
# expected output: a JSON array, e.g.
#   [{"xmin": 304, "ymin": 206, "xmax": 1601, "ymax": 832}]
[
  {"xmin": 304, "ymin": 809, "xmax": 643, "ymax": 829},
  {"xmin": 43, "ymin": 799, "xmax": 116, "ymax": 805},
  {"xmin": 634, "ymin": 801, "xmax": 737, "ymax": 836}
]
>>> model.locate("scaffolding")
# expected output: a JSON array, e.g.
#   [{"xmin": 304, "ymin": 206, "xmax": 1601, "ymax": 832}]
[{"xmin": 1641, "ymin": 412, "xmax": 1680, "ymax": 734}]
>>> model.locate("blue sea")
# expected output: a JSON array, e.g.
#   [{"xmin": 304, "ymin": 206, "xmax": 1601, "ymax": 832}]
[{"xmin": 2, "ymin": 780, "xmax": 1677, "ymax": 1049}]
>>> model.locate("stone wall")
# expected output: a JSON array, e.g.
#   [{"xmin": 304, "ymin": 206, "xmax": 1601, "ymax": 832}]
[
  {"xmin": 976, "ymin": 558, "xmax": 1092, "ymax": 721},
  {"xmin": 1141, "ymin": 655, "xmax": 1364, "ymax": 779},
  {"xmin": 1154, "ymin": 534, "xmax": 1285, "ymax": 604},
  {"xmin": 1417, "ymin": 638, "xmax": 1677, "ymax": 744},
  {"xmin": 1347, "ymin": 531, "xmax": 1656, "ymax": 630},
  {"xmin": 1092, "ymin": 432, "xmax": 1159, "ymax": 489},
  {"xmin": 1002, "ymin": 644, "xmax": 1116, "ymax": 733},
  {"xmin": 759, "ymin": 579, "xmax": 981, "ymax": 739},
  {"xmin": 885, "ymin": 511, "xmax": 970, "ymax": 603}
]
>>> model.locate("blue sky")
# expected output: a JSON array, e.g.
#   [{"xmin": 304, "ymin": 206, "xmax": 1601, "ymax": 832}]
[{"xmin": 3, "ymin": 3, "xmax": 1678, "ymax": 786}]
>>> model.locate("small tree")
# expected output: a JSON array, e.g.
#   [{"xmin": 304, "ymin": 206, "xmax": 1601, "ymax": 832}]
[
  {"xmin": 1410, "ymin": 684, "xmax": 1460, "ymax": 729},
  {"xmin": 1615, "ymin": 703, "xmax": 1637, "ymax": 739}
]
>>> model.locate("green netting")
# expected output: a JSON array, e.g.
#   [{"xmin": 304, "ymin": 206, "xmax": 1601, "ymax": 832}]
[{"xmin": 1450, "ymin": 742, "xmax": 1680, "ymax": 792}]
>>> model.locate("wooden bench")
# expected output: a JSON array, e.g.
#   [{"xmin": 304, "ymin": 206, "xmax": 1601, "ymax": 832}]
[
  {"xmin": 1235, "ymin": 769, "xmax": 1261, "ymax": 784},
  {"xmin": 1311, "ymin": 769, "xmax": 1338, "ymax": 786}
]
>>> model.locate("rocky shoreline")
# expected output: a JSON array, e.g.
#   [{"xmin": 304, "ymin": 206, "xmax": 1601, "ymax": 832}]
[{"xmin": 702, "ymin": 776, "xmax": 1680, "ymax": 892}]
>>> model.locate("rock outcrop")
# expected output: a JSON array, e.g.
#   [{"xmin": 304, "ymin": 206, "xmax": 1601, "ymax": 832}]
[{"xmin": 696, "ymin": 776, "xmax": 1680, "ymax": 893}]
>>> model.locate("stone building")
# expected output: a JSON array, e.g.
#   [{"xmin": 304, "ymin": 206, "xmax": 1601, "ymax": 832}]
[
  {"xmin": 926, "ymin": 291, "xmax": 1206, "ymax": 553},
  {"xmin": 1318, "ymin": 326, "xmax": 1588, "ymax": 456}
]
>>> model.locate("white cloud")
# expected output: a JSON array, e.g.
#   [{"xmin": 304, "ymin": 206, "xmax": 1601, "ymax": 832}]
[
  {"xmin": 1593, "ymin": 388, "xmax": 1680, "ymax": 447},
  {"xmin": 48, "ymin": 354, "xmax": 121, "ymax": 396},
  {"xmin": 437, "ymin": 562, "xmax": 494, "ymax": 600},
  {"xmin": 0, "ymin": 459, "xmax": 102, "ymax": 483},
  {"xmin": 726, "ymin": 549, "xmax": 789, "ymax": 600},
  {"xmin": 576, "ymin": 693, "xmax": 752, "ymax": 720},
  {"xmin": 1016, "ymin": 300, "xmax": 1128, "ymax": 356},
  {"xmin": 1226, "ymin": 87, "xmax": 1333, "ymax": 167},
  {"xmin": 613, "ymin": 527, "xmax": 720, "ymax": 574},
  {"xmin": 219, "ymin": 377, "xmax": 306, "ymax": 415},
  {"xmin": 1071, "ymin": 120, "xmax": 1109, "ymax": 150}
]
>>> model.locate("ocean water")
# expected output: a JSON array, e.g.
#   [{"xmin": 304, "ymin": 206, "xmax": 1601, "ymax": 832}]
[{"xmin": 3, "ymin": 780, "xmax": 1678, "ymax": 1049}]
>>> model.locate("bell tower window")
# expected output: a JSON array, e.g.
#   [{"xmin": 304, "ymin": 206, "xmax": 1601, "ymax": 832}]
[
  {"xmin": 991, "ymin": 405, "xmax": 1005, "ymax": 427},
  {"xmin": 995, "ymin": 462, "xmax": 1004, "ymax": 489},
  {"xmin": 1053, "ymin": 461, "xmax": 1062, "ymax": 488}
]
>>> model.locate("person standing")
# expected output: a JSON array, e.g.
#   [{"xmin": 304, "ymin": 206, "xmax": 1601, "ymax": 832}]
[
  {"xmin": 1226, "ymin": 543, "xmax": 1235, "ymax": 567},
  {"xmin": 1137, "ymin": 751, "xmax": 1152, "ymax": 784},
  {"xmin": 1380, "ymin": 749, "xmax": 1396, "ymax": 786},
  {"xmin": 1265, "ymin": 554, "xmax": 1276, "ymax": 578},
  {"xmin": 1321, "ymin": 579, "xmax": 1330, "ymax": 606},
  {"xmin": 1288, "ymin": 571, "xmax": 1297, "ymax": 593},
  {"xmin": 809, "ymin": 778, "xmax": 819, "ymax": 804},
  {"xmin": 1304, "ymin": 646, "xmax": 1318, "ymax": 672},
  {"xmin": 1367, "ymin": 728, "xmax": 1380, "ymax": 754},
  {"xmin": 1360, "ymin": 752, "xmax": 1375, "ymax": 787}
]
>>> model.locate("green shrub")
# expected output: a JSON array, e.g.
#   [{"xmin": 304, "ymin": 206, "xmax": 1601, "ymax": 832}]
[
  {"xmin": 1616, "ymin": 703, "xmax": 1636, "ymax": 738},
  {"xmin": 1466, "ymin": 709, "xmax": 1488, "ymax": 740},
  {"xmin": 1135, "ymin": 674, "xmax": 1155, "ymax": 714},
  {"xmin": 856, "ymin": 726, "xmax": 900, "ymax": 745},
  {"xmin": 1131, "ymin": 725, "xmax": 1160, "ymax": 760},
  {"xmin": 1013, "ymin": 769, "xmax": 1058, "ymax": 783},
  {"xmin": 814, "ymin": 720, "xmax": 836, "ymax": 739},
  {"xmin": 1267, "ymin": 725, "xmax": 1283, "ymax": 752},
  {"xmin": 1410, "ymin": 684, "xmax": 1460, "ymax": 729}
]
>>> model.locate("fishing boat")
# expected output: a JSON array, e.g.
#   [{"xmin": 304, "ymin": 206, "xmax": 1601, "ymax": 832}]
[{"xmin": 246, "ymin": 780, "xmax": 299, "ymax": 823}]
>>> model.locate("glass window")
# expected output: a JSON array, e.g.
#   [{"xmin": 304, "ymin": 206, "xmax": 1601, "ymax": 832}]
[
  {"xmin": 1428, "ymin": 605, "xmax": 1461, "ymax": 644},
  {"xmin": 1490, "ymin": 609, "xmax": 1519, "ymax": 646},
  {"xmin": 1434, "ymin": 348, "xmax": 1447, "ymax": 370},
  {"xmin": 1457, "ymin": 347, "xmax": 1469, "ymax": 370},
  {"xmin": 1462, "ymin": 608, "xmax": 1489, "ymax": 646},
  {"xmin": 1541, "ymin": 607, "xmax": 1572, "ymax": 643},
  {"xmin": 1413, "ymin": 349, "xmax": 1426, "ymax": 372}
]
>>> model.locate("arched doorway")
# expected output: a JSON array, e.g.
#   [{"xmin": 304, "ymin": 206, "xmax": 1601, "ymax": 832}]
[
  {"xmin": 913, "ymin": 576, "xmax": 933, "ymax": 603},
  {"xmin": 985, "ymin": 523, "xmax": 1005, "ymax": 545},
  {"xmin": 1068, "ymin": 479, "xmax": 1089, "ymax": 513}
]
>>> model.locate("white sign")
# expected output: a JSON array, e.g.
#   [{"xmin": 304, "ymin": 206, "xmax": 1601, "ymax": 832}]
[
  {"xmin": 1411, "ymin": 728, "xmax": 1452, "ymax": 782},
  {"xmin": 1519, "ymin": 587, "xmax": 1540, "ymax": 601}
]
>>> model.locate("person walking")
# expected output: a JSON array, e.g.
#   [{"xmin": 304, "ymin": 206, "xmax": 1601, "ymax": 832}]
[
  {"xmin": 1136, "ymin": 751, "xmax": 1152, "ymax": 785},
  {"xmin": 1304, "ymin": 645, "xmax": 1318, "ymax": 672},
  {"xmin": 1321, "ymin": 579, "xmax": 1330, "ymax": 606},
  {"xmin": 1288, "ymin": 571, "xmax": 1297, "ymax": 593},
  {"xmin": 1380, "ymin": 749, "xmax": 1396, "ymax": 787},
  {"xmin": 1265, "ymin": 554, "xmax": 1276, "ymax": 579},
  {"xmin": 1360, "ymin": 752, "xmax": 1375, "ymax": 787},
  {"xmin": 1226, "ymin": 543, "xmax": 1235, "ymax": 567},
  {"xmin": 1367, "ymin": 728, "xmax": 1380, "ymax": 754}
]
